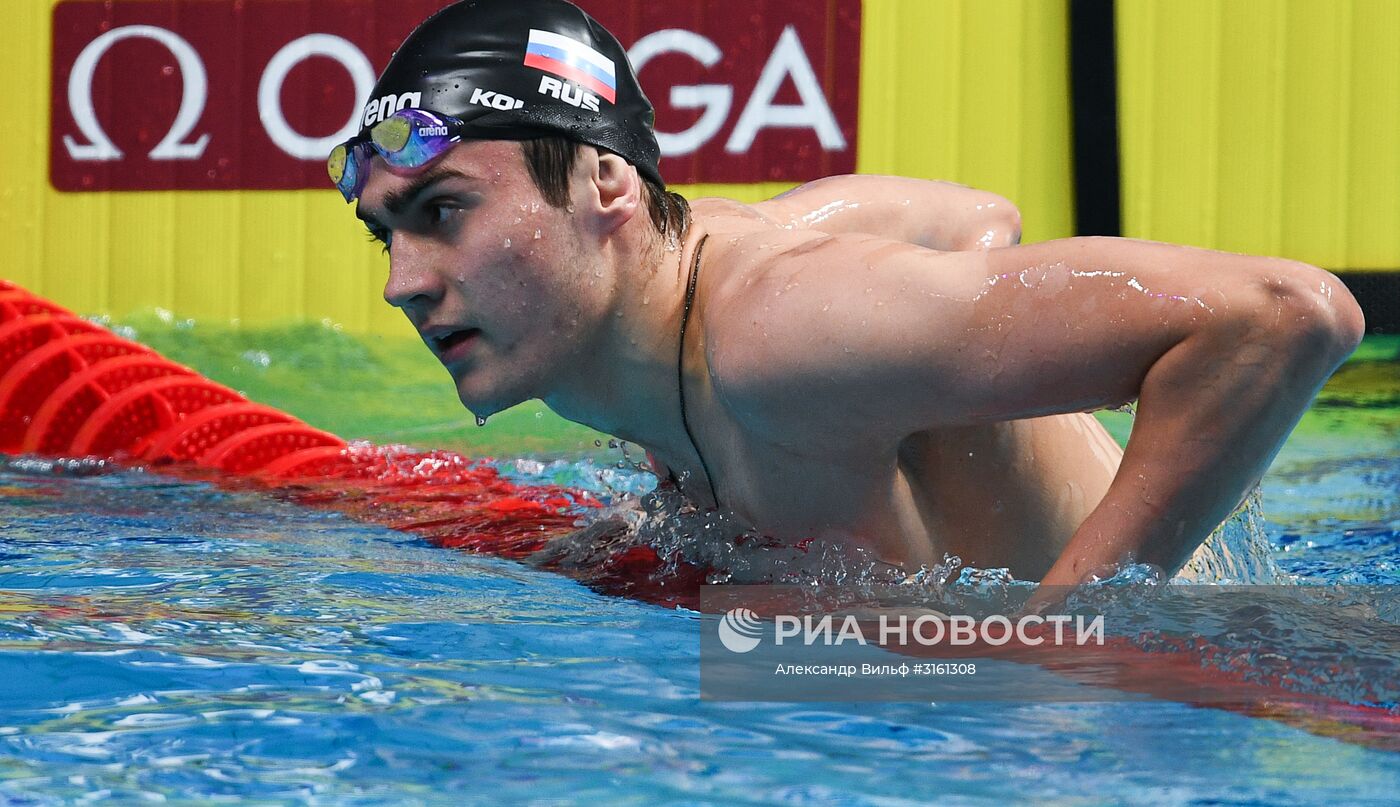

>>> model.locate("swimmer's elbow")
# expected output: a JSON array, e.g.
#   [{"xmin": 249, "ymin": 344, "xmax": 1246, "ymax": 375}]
[
  {"xmin": 996, "ymin": 203, "xmax": 1023, "ymax": 247},
  {"xmin": 1313, "ymin": 271, "xmax": 1365, "ymax": 360},
  {"xmin": 952, "ymin": 196, "xmax": 1021, "ymax": 251},
  {"xmin": 1239, "ymin": 261, "xmax": 1365, "ymax": 367}
]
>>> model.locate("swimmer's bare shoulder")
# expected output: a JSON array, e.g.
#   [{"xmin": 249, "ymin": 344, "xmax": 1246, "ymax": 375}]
[
  {"xmin": 692, "ymin": 173, "xmax": 1022, "ymax": 252},
  {"xmin": 690, "ymin": 172, "xmax": 1024, "ymax": 447},
  {"xmin": 696, "ymin": 225, "xmax": 970, "ymax": 449}
]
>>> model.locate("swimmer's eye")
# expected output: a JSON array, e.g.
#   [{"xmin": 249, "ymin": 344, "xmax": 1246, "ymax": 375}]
[
  {"xmin": 363, "ymin": 225, "xmax": 391, "ymax": 254},
  {"xmin": 424, "ymin": 199, "xmax": 461, "ymax": 228}
]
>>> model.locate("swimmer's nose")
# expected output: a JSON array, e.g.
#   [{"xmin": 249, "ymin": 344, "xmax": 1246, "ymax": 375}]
[{"xmin": 382, "ymin": 245, "xmax": 446, "ymax": 311}]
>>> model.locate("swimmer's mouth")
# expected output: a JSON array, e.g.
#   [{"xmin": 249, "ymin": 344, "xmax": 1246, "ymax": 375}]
[{"xmin": 426, "ymin": 327, "xmax": 481, "ymax": 358}]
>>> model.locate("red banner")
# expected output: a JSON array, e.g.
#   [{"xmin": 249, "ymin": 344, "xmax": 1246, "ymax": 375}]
[{"xmin": 49, "ymin": 0, "xmax": 861, "ymax": 191}]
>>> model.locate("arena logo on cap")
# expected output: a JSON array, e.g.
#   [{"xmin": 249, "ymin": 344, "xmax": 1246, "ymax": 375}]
[
  {"xmin": 523, "ymin": 28, "xmax": 617, "ymax": 104},
  {"xmin": 363, "ymin": 92, "xmax": 422, "ymax": 128}
]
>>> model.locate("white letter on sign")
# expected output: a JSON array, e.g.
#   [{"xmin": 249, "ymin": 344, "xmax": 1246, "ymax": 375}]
[
  {"xmin": 726, "ymin": 26, "xmax": 845, "ymax": 154},
  {"xmin": 64, "ymin": 25, "xmax": 211, "ymax": 161},
  {"xmin": 628, "ymin": 30, "xmax": 732, "ymax": 157},
  {"xmin": 258, "ymin": 34, "xmax": 376, "ymax": 161}
]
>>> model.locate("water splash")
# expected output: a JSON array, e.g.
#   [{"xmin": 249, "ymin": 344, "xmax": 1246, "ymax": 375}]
[
  {"xmin": 1174, "ymin": 487, "xmax": 1282, "ymax": 584},
  {"xmin": 521, "ymin": 466, "xmax": 1284, "ymax": 612},
  {"xmin": 3, "ymin": 455, "xmax": 119, "ymax": 478}
]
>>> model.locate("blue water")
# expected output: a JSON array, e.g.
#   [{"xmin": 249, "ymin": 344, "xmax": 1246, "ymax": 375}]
[{"xmin": 1, "ymin": 361, "xmax": 1398, "ymax": 803}]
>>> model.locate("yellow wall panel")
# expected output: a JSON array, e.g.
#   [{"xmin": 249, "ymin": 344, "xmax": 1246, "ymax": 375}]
[
  {"xmin": 3, "ymin": 0, "xmax": 1075, "ymax": 334},
  {"xmin": 1118, "ymin": 0, "xmax": 1400, "ymax": 271},
  {"xmin": 110, "ymin": 193, "xmax": 176, "ymax": 317},
  {"xmin": 1214, "ymin": 0, "xmax": 1285, "ymax": 257},
  {"xmin": 172, "ymin": 193, "xmax": 240, "ymax": 323},
  {"xmin": 239, "ymin": 196, "xmax": 305, "ymax": 324},
  {"xmin": 0, "ymin": 0, "xmax": 47, "ymax": 296},
  {"xmin": 1279, "ymin": 0, "xmax": 1350, "ymax": 265},
  {"xmin": 858, "ymin": 0, "xmax": 1075, "ymax": 245},
  {"xmin": 1347, "ymin": 0, "xmax": 1400, "ymax": 268}
]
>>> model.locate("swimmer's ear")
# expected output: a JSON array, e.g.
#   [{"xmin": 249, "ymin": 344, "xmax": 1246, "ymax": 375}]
[{"xmin": 585, "ymin": 148, "xmax": 643, "ymax": 235}]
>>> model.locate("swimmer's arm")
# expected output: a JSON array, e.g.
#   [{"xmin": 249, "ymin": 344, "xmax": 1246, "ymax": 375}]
[
  {"xmin": 719, "ymin": 236, "xmax": 1364, "ymax": 587},
  {"xmin": 757, "ymin": 175, "xmax": 1022, "ymax": 250}
]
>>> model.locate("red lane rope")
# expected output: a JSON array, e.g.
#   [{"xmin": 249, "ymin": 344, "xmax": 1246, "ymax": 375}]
[
  {"xmin": 0, "ymin": 281, "xmax": 642, "ymax": 590},
  {"xmin": 22, "ymin": 355, "xmax": 198, "ymax": 455},
  {"xmin": 0, "ymin": 334, "xmax": 153, "ymax": 453},
  {"xmin": 143, "ymin": 402, "xmax": 296, "ymax": 463}
]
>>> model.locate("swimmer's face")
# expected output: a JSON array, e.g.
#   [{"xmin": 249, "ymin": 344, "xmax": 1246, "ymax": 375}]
[{"xmin": 355, "ymin": 140, "xmax": 615, "ymax": 418}]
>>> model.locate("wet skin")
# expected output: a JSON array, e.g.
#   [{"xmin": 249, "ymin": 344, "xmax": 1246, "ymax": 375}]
[{"xmin": 355, "ymin": 142, "xmax": 1366, "ymax": 589}]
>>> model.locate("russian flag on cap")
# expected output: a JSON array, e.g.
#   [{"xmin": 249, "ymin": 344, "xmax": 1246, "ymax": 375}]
[{"xmin": 524, "ymin": 28, "xmax": 617, "ymax": 104}]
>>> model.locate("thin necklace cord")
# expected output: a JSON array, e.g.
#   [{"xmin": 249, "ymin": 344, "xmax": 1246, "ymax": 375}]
[{"xmin": 677, "ymin": 233, "xmax": 719, "ymax": 509}]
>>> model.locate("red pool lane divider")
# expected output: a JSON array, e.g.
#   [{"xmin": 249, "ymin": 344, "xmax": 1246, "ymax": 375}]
[
  {"xmin": 0, "ymin": 283, "xmax": 563, "ymax": 534},
  {"xmin": 0, "ymin": 282, "xmax": 702, "ymax": 604}
]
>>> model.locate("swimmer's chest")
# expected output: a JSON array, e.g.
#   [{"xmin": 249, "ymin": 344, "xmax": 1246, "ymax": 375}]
[
  {"xmin": 671, "ymin": 416, "xmax": 1113, "ymax": 575},
  {"xmin": 660, "ymin": 424, "xmax": 943, "ymax": 567}
]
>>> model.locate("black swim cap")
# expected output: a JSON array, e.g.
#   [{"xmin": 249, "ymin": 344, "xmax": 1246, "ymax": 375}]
[{"xmin": 361, "ymin": 0, "xmax": 662, "ymax": 186}]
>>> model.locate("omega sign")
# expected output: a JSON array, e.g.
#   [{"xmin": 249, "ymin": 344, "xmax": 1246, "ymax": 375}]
[{"xmin": 50, "ymin": 0, "xmax": 860, "ymax": 191}]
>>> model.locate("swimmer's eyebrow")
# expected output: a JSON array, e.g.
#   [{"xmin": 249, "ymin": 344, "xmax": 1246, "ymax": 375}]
[{"xmin": 355, "ymin": 168, "xmax": 476, "ymax": 224}]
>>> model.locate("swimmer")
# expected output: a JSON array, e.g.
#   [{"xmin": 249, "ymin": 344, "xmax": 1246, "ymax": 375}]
[{"xmin": 330, "ymin": 0, "xmax": 1365, "ymax": 594}]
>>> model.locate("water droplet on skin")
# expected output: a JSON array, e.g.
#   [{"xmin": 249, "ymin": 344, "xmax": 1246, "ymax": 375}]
[
  {"xmin": 476, "ymin": 415, "xmax": 488, "ymax": 427},
  {"xmin": 503, "ymin": 238, "xmax": 512, "ymax": 248},
  {"xmin": 533, "ymin": 229, "xmax": 542, "ymax": 239},
  {"xmin": 565, "ymin": 205, "xmax": 576, "ymax": 214}
]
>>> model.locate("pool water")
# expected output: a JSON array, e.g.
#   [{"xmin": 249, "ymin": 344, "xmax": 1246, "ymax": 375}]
[{"xmin": 0, "ymin": 323, "xmax": 1396, "ymax": 804}]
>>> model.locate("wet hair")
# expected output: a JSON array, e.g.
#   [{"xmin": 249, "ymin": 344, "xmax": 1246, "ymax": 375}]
[{"xmin": 520, "ymin": 137, "xmax": 691, "ymax": 240}]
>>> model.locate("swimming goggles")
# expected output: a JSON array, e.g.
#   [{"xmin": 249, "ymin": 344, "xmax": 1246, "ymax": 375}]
[{"xmin": 327, "ymin": 108, "xmax": 466, "ymax": 202}]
